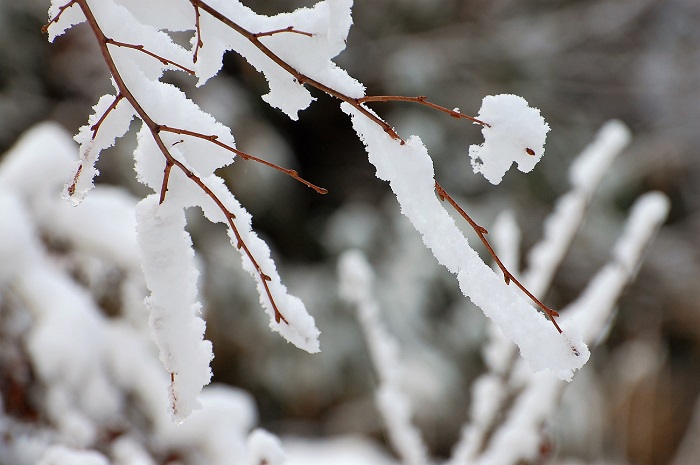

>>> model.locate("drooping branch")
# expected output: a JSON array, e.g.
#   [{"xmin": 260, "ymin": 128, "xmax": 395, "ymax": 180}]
[
  {"xmin": 190, "ymin": 0, "xmax": 564, "ymax": 333},
  {"xmin": 41, "ymin": 0, "xmax": 77, "ymax": 33},
  {"xmin": 190, "ymin": 0, "xmax": 404, "ymax": 142},
  {"xmin": 58, "ymin": 0, "xmax": 290, "ymax": 326},
  {"xmin": 48, "ymin": 0, "xmax": 563, "ymax": 334}
]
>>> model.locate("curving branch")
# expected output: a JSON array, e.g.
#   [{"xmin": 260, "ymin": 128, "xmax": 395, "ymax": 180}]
[
  {"xmin": 47, "ymin": 0, "xmax": 563, "ymax": 334},
  {"xmin": 189, "ymin": 0, "xmax": 564, "ymax": 333},
  {"xmin": 55, "ymin": 0, "xmax": 291, "ymax": 328}
]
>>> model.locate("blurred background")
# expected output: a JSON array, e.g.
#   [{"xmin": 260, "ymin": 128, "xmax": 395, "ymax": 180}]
[{"xmin": 1, "ymin": 1, "xmax": 699, "ymax": 464}]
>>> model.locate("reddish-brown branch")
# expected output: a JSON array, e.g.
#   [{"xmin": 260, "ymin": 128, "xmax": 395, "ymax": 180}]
[
  {"xmin": 159, "ymin": 160, "xmax": 173, "ymax": 205},
  {"xmin": 66, "ymin": 164, "xmax": 83, "ymax": 197},
  {"xmin": 157, "ymin": 125, "xmax": 328, "ymax": 194},
  {"xmin": 90, "ymin": 93, "xmax": 124, "ymax": 138},
  {"xmin": 254, "ymin": 26, "xmax": 313, "ymax": 39},
  {"xmin": 105, "ymin": 38, "xmax": 195, "ymax": 74},
  {"xmin": 357, "ymin": 95, "xmax": 490, "ymax": 127},
  {"xmin": 66, "ymin": 0, "xmax": 289, "ymax": 326},
  {"xmin": 53, "ymin": 0, "xmax": 561, "ymax": 335},
  {"xmin": 193, "ymin": 3, "xmax": 204, "ymax": 63},
  {"xmin": 434, "ymin": 182, "xmax": 562, "ymax": 333}
]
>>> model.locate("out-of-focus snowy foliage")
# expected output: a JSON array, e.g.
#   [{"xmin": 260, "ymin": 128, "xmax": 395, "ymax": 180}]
[{"xmin": 0, "ymin": 0, "xmax": 695, "ymax": 464}]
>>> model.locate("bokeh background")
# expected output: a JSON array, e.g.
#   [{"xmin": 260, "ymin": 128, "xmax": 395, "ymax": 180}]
[{"xmin": 1, "ymin": 1, "xmax": 699, "ymax": 464}]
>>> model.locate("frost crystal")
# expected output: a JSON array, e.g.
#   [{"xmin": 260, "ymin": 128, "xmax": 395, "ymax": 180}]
[{"xmin": 469, "ymin": 94, "xmax": 549, "ymax": 184}]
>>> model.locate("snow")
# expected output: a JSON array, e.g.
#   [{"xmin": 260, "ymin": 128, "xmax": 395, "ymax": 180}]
[
  {"xmin": 342, "ymin": 102, "xmax": 588, "ymax": 380},
  {"xmin": 524, "ymin": 120, "xmax": 632, "ymax": 296},
  {"xmin": 193, "ymin": 0, "xmax": 364, "ymax": 119},
  {"xmin": 38, "ymin": 446, "xmax": 109, "ymax": 465},
  {"xmin": 469, "ymin": 94, "xmax": 549, "ymax": 185},
  {"xmin": 135, "ymin": 194, "xmax": 213, "ymax": 422},
  {"xmin": 339, "ymin": 250, "xmax": 429, "ymax": 465},
  {"xmin": 157, "ymin": 384, "xmax": 258, "ymax": 465},
  {"xmin": 247, "ymin": 429, "xmax": 287, "ymax": 465},
  {"xmin": 34, "ymin": 4, "xmax": 671, "ymax": 461}
]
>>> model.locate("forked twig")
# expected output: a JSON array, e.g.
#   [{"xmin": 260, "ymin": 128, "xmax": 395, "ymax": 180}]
[
  {"xmin": 189, "ymin": 0, "xmax": 563, "ymax": 332},
  {"xmin": 41, "ymin": 0, "xmax": 77, "ymax": 33},
  {"xmin": 49, "ymin": 0, "xmax": 562, "ymax": 334}
]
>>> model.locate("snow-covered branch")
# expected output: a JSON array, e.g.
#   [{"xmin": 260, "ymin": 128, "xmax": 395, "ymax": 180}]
[{"xmin": 339, "ymin": 250, "xmax": 429, "ymax": 465}]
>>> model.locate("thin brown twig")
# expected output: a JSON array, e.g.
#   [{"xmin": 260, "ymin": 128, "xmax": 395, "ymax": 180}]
[
  {"xmin": 64, "ymin": 0, "xmax": 289, "ymax": 326},
  {"xmin": 41, "ymin": 0, "xmax": 77, "ymax": 34},
  {"xmin": 90, "ymin": 93, "xmax": 124, "ymax": 138},
  {"xmin": 434, "ymin": 182, "xmax": 562, "ymax": 333},
  {"xmin": 105, "ymin": 38, "xmax": 195, "ymax": 74},
  {"xmin": 157, "ymin": 125, "xmax": 328, "ymax": 194},
  {"xmin": 357, "ymin": 95, "xmax": 491, "ymax": 127},
  {"xmin": 254, "ymin": 26, "xmax": 313, "ymax": 39},
  {"xmin": 49, "ymin": 0, "xmax": 562, "ymax": 334}
]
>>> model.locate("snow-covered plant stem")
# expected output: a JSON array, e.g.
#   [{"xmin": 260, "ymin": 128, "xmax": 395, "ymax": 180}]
[{"xmin": 339, "ymin": 250, "xmax": 429, "ymax": 465}]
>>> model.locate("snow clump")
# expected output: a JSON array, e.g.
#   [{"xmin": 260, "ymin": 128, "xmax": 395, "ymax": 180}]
[{"xmin": 469, "ymin": 94, "xmax": 549, "ymax": 184}]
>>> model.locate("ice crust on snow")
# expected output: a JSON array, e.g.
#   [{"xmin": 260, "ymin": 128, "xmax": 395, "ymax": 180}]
[{"xmin": 469, "ymin": 94, "xmax": 549, "ymax": 185}]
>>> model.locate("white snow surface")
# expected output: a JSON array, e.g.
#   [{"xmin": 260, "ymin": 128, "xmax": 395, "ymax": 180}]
[
  {"xmin": 469, "ymin": 94, "xmax": 549, "ymax": 184},
  {"xmin": 342, "ymin": 102, "xmax": 588, "ymax": 380}
]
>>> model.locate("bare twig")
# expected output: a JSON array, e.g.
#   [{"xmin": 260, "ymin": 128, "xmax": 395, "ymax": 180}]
[
  {"xmin": 192, "ymin": 2, "xmax": 203, "ymax": 63},
  {"xmin": 435, "ymin": 182, "xmax": 562, "ymax": 333},
  {"xmin": 254, "ymin": 26, "xmax": 313, "ymax": 39},
  {"xmin": 357, "ymin": 95, "xmax": 490, "ymax": 127},
  {"xmin": 41, "ymin": 0, "xmax": 77, "ymax": 34},
  {"xmin": 105, "ymin": 38, "xmax": 195, "ymax": 74},
  {"xmin": 90, "ymin": 93, "xmax": 124, "ymax": 138}
]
